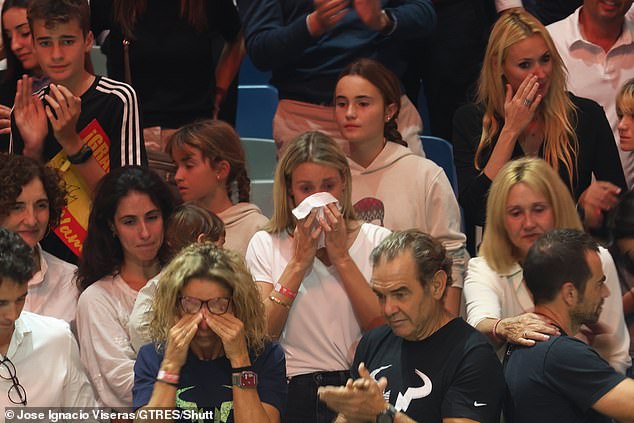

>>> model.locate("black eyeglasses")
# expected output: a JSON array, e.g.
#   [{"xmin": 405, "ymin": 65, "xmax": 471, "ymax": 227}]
[
  {"xmin": 179, "ymin": 296, "xmax": 231, "ymax": 315},
  {"xmin": 0, "ymin": 357, "xmax": 27, "ymax": 406}
]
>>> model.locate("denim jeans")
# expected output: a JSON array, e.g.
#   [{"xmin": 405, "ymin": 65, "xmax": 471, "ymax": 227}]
[{"xmin": 284, "ymin": 370, "xmax": 351, "ymax": 423}]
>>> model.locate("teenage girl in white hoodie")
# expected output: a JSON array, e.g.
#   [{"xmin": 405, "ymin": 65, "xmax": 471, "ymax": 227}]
[{"xmin": 334, "ymin": 58, "xmax": 468, "ymax": 316}]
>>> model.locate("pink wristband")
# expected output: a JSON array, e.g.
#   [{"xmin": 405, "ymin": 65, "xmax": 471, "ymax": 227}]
[
  {"xmin": 157, "ymin": 369, "xmax": 179, "ymax": 385},
  {"xmin": 274, "ymin": 283, "xmax": 297, "ymax": 300}
]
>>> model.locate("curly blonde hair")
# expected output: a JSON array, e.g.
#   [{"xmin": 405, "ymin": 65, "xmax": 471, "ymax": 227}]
[
  {"xmin": 150, "ymin": 242, "xmax": 267, "ymax": 353},
  {"xmin": 476, "ymin": 10, "xmax": 577, "ymax": 186}
]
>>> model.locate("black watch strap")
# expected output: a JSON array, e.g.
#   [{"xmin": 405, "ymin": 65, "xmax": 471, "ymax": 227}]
[
  {"xmin": 376, "ymin": 404, "xmax": 397, "ymax": 423},
  {"xmin": 67, "ymin": 144, "xmax": 93, "ymax": 165}
]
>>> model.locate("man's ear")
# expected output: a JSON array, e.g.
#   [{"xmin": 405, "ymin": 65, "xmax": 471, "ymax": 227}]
[
  {"xmin": 561, "ymin": 281, "xmax": 578, "ymax": 307},
  {"xmin": 431, "ymin": 270, "xmax": 448, "ymax": 300}
]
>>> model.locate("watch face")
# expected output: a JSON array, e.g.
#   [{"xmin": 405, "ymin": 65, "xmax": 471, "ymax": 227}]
[
  {"xmin": 376, "ymin": 414, "xmax": 394, "ymax": 423},
  {"xmin": 240, "ymin": 371, "xmax": 257, "ymax": 387},
  {"xmin": 233, "ymin": 370, "xmax": 258, "ymax": 388}
]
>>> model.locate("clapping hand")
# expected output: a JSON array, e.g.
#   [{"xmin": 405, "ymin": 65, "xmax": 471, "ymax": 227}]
[
  {"xmin": 44, "ymin": 84, "xmax": 83, "ymax": 154},
  {"xmin": 13, "ymin": 75, "xmax": 47, "ymax": 158}
]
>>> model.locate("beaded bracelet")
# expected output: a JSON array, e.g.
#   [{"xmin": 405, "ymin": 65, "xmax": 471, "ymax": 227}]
[{"xmin": 268, "ymin": 295, "xmax": 291, "ymax": 309}]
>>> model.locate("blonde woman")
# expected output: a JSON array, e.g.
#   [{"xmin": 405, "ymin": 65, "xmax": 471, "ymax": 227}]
[
  {"xmin": 245, "ymin": 131, "xmax": 390, "ymax": 423},
  {"xmin": 453, "ymin": 10, "xmax": 626, "ymax": 234},
  {"xmin": 616, "ymin": 78, "xmax": 634, "ymax": 152},
  {"xmin": 463, "ymin": 157, "xmax": 631, "ymax": 374},
  {"xmin": 133, "ymin": 243, "xmax": 286, "ymax": 422}
]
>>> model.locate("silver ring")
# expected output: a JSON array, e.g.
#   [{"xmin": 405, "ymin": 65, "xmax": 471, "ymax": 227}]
[{"xmin": 523, "ymin": 98, "xmax": 532, "ymax": 107}]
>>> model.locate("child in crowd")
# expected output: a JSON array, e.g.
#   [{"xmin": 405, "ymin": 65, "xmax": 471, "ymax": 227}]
[
  {"xmin": 76, "ymin": 166, "xmax": 175, "ymax": 408},
  {"xmin": 0, "ymin": 153, "xmax": 79, "ymax": 323},
  {"xmin": 167, "ymin": 119, "xmax": 267, "ymax": 256},
  {"xmin": 9, "ymin": 0, "xmax": 145, "ymax": 263},
  {"xmin": 129, "ymin": 203, "xmax": 225, "ymax": 353},
  {"xmin": 617, "ymin": 78, "xmax": 634, "ymax": 153}
]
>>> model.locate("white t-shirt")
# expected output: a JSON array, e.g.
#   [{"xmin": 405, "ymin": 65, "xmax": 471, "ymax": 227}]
[
  {"xmin": 76, "ymin": 274, "xmax": 138, "ymax": 408},
  {"xmin": 246, "ymin": 223, "xmax": 390, "ymax": 377},
  {"xmin": 0, "ymin": 312, "xmax": 96, "ymax": 414}
]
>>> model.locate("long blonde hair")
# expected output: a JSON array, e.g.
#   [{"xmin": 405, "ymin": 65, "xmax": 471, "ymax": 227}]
[
  {"xmin": 267, "ymin": 131, "xmax": 356, "ymax": 234},
  {"xmin": 479, "ymin": 157, "xmax": 582, "ymax": 273},
  {"xmin": 476, "ymin": 10, "xmax": 577, "ymax": 186},
  {"xmin": 150, "ymin": 243, "xmax": 267, "ymax": 354}
]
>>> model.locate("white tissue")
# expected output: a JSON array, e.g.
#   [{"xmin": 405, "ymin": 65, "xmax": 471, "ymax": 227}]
[{"xmin": 291, "ymin": 192, "xmax": 341, "ymax": 248}]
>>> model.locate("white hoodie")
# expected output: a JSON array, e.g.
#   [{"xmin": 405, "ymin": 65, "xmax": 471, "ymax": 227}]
[
  {"xmin": 349, "ymin": 142, "xmax": 468, "ymax": 287},
  {"xmin": 218, "ymin": 202, "xmax": 269, "ymax": 256}
]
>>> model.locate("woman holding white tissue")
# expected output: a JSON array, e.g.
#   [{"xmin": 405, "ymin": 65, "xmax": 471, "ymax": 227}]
[{"xmin": 245, "ymin": 131, "xmax": 391, "ymax": 423}]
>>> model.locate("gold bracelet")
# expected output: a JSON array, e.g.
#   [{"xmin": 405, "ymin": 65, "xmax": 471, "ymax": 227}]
[{"xmin": 268, "ymin": 295, "xmax": 291, "ymax": 309}]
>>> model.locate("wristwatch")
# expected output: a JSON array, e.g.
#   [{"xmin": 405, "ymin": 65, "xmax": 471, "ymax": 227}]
[
  {"xmin": 376, "ymin": 404, "xmax": 397, "ymax": 423},
  {"xmin": 232, "ymin": 370, "xmax": 258, "ymax": 388},
  {"xmin": 66, "ymin": 144, "xmax": 93, "ymax": 165}
]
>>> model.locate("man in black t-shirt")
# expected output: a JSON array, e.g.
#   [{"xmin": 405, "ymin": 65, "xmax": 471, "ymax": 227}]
[
  {"xmin": 504, "ymin": 229, "xmax": 634, "ymax": 423},
  {"xmin": 319, "ymin": 230, "xmax": 504, "ymax": 423}
]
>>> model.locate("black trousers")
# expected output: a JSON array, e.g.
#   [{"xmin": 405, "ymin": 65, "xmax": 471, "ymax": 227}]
[{"xmin": 284, "ymin": 370, "xmax": 351, "ymax": 423}]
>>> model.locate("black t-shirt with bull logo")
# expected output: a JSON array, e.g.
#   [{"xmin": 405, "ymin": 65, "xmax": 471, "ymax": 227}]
[{"xmin": 352, "ymin": 318, "xmax": 504, "ymax": 423}]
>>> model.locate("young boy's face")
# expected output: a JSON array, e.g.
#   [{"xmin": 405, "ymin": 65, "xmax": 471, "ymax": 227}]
[
  {"xmin": 618, "ymin": 112, "xmax": 634, "ymax": 151},
  {"xmin": 31, "ymin": 18, "xmax": 92, "ymax": 86}
]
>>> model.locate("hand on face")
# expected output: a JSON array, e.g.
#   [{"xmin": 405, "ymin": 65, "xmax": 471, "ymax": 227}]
[
  {"xmin": 203, "ymin": 310, "xmax": 250, "ymax": 367},
  {"xmin": 320, "ymin": 202, "xmax": 349, "ymax": 262},
  {"xmin": 163, "ymin": 312, "xmax": 203, "ymax": 372},
  {"xmin": 13, "ymin": 75, "xmax": 47, "ymax": 158},
  {"xmin": 318, "ymin": 362, "xmax": 388, "ymax": 421},
  {"xmin": 292, "ymin": 208, "xmax": 321, "ymax": 268},
  {"xmin": 44, "ymin": 84, "xmax": 82, "ymax": 152},
  {"xmin": 503, "ymin": 74, "xmax": 543, "ymax": 135}
]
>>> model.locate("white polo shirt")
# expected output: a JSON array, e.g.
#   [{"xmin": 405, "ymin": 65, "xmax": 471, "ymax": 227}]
[{"xmin": 548, "ymin": 8, "xmax": 634, "ymax": 188}]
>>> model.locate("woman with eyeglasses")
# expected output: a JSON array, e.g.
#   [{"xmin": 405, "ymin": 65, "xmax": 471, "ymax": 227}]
[
  {"xmin": 76, "ymin": 166, "xmax": 175, "ymax": 409},
  {"xmin": 132, "ymin": 242, "xmax": 286, "ymax": 422}
]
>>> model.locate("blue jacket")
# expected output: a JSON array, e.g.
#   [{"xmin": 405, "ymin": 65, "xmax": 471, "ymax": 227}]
[{"xmin": 237, "ymin": 0, "xmax": 436, "ymax": 104}]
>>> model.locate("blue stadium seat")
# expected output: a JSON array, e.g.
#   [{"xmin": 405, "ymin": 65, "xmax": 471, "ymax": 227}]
[
  {"xmin": 241, "ymin": 137, "xmax": 277, "ymax": 217},
  {"xmin": 420, "ymin": 135, "xmax": 458, "ymax": 194},
  {"xmin": 236, "ymin": 85, "xmax": 278, "ymax": 139}
]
